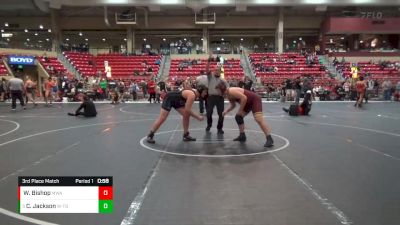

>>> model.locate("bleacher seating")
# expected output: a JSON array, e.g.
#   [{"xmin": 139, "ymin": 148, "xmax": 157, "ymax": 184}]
[
  {"xmin": 249, "ymin": 52, "xmax": 329, "ymax": 86},
  {"xmin": 0, "ymin": 61, "xmax": 7, "ymax": 76},
  {"xmin": 169, "ymin": 58, "xmax": 244, "ymax": 81},
  {"xmin": 38, "ymin": 56, "xmax": 68, "ymax": 76},
  {"xmin": 64, "ymin": 52, "xmax": 96, "ymax": 77},
  {"xmin": 64, "ymin": 52, "xmax": 162, "ymax": 81},
  {"xmin": 95, "ymin": 54, "xmax": 161, "ymax": 80},
  {"xmin": 341, "ymin": 61, "xmax": 400, "ymax": 84},
  {"xmin": 0, "ymin": 54, "xmax": 8, "ymax": 76}
]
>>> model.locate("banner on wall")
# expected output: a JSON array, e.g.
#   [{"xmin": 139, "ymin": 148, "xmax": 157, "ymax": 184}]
[{"xmin": 8, "ymin": 55, "xmax": 35, "ymax": 65}]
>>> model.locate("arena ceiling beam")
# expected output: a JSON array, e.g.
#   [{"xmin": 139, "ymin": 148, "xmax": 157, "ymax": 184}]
[{"xmin": 38, "ymin": 0, "xmax": 400, "ymax": 7}]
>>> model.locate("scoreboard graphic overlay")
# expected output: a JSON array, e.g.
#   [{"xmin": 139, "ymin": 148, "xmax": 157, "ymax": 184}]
[{"xmin": 18, "ymin": 177, "xmax": 113, "ymax": 213}]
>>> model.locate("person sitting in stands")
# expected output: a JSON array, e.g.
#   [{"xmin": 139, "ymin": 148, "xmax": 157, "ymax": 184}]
[
  {"xmin": 68, "ymin": 94, "xmax": 97, "ymax": 117},
  {"xmin": 178, "ymin": 63, "xmax": 184, "ymax": 71},
  {"xmin": 282, "ymin": 90, "xmax": 312, "ymax": 116}
]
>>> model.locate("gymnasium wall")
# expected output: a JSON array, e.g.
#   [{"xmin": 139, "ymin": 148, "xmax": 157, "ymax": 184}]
[
  {"xmin": 0, "ymin": 48, "xmax": 57, "ymax": 57},
  {"xmin": 170, "ymin": 54, "xmax": 240, "ymax": 60},
  {"xmin": 329, "ymin": 56, "xmax": 400, "ymax": 63},
  {"xmin": 0, "ymin": 15, "xmax": 323, "ymax": 30}
]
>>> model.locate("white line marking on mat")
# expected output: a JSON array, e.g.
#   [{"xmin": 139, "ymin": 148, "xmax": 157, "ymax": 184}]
[
  {"xmin": 354, "ymin": 143, "xmax": 400, "ymax": 161},
  {"xmin": 0, "ymin": 119, "xmax": 20, "ymax": 137},
  {"xmin": 304, "ymin": 121, "xmax": 400, "ymax": 137},
  {"xmin": 139, "ymin": 129, "xmax": 290, "ymax": 158},
  {"xmin": 0, "ymin": 208, "xmax": 58, "ymax": 225},
  {"xmin": 121, "ymin": 123, "xmax": 180, "ymax": 225},
  {"xmin": 0, "ymin": 118, "xmax": 156, "ymax": 149},
  {"xmin": 0, "ymin": 142, "xmax": 81, "ymax": 183},
  {"xmin": 273, "ymin": 154, "xmax": 353, "ymax": 225},
  {"xmin": 377, "ymin": 114, "xmax": 399, "ymax": 120}
]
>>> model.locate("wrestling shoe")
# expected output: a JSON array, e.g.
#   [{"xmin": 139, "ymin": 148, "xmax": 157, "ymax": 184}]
[
  {"xmin": 233, "ymin": 133, "xmax": 246, "ymax": 142},
  {"xmin": 205, "ymin": 126, "xmax": 211, "ymax": 132},
  {"xmin": 183, "ymin": 132, "xmax": 196, "ymax": 141},
  {"xmin": 264, "ymin": 135, "xmax": 274, "ymax": 147},
  {"xmin": 146, "ymin": 132, "xmax": 156, "ymax": 144},
  {"xmin": 217, "ymin": 129, "xmax": 224, "ymax": 134}
]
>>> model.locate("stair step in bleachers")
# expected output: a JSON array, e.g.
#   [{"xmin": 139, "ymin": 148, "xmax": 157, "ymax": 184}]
[
  {"xmin": 38, "ymin": 56, "xmax": 68, "ymax": 76},
  {"xmin": 0, "ymin": 61, "xmax": 7, "ymax": 76}
]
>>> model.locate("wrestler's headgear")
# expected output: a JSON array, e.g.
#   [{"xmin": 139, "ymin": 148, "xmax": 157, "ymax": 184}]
[
  {"xmin": 216, "ymin": 82, "xmax": 228, "ymax": 94},
  {"xmin": 196, "ymin": 84, "xmax": 208, "ymax": 95}
]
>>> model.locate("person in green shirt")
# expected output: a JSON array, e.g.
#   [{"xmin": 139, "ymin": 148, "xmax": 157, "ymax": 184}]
[{"xmin": 99, "ymin": 79, "xmax": 107, "ymax": 100}]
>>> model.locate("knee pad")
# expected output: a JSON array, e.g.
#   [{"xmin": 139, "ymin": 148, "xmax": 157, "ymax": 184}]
[{"xmin": 235, "ymin": 114, "xmax": 244, "ymax": 125}]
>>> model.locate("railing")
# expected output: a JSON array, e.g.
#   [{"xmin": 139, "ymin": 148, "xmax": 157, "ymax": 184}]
[
  {"xmin": 2, "ymin": 57, "xmax": 14, "ymax": 77},
  {"xmin": 36, "ymin": 59, "xmax": 50, "ymax": 78},
  {"xmin": 58, "ymin": 52, "xmax": 81, "ymax": 79},
  {"xmin": 242, "ymin": 50, "xmax": 256, "ymax": 80},
  {"xmin": 157, "ymin": 55, "xmax": 166, "ymax": 79}
]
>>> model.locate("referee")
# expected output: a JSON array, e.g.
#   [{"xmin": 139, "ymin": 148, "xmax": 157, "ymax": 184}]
[
  {"xmin": 8, "ymin": 74, "xmax": 26, "ymax": 111},
  {"xmin": 198, "ymin": 69, "xmax": 228, "ymax": 134}
]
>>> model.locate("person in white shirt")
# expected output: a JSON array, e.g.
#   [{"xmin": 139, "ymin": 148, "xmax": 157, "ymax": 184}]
[
  {"xmin": 8, "ymin": 75, "xmax": 26, "ymax": 111},
  {"xmin": 365, "ymin": 78, "xmax": 375, "ymax": 102}
]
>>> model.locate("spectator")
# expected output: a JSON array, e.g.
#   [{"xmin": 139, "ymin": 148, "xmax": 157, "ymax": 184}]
[
  {"xmin": 139, "ymin": 80, "xmax": 147, "ymax": 98},
  {"xmin": 253, "ymin": 44, "xmax": 259, "ymax": 52},
  {"xmin": 118, "ymin": 80, "xmax": 125, "ymax": 102},
  {"xmin": 186, "ymin": 40, "xmax": 193, "ymax": 54},
  {"xmin": 158, "ymin": 80, "xmax": 166, "ymax": 92},
  {"xmin": 343, "ymin": 80, "xmax": 350, "ymax": 100},
  {"xmin": 155, "ymin": 84, "xmax": 161, "ymax": 103},
  {"xmin": 238, "ymin": 79, "xmax": 245, "ymax": 89},
  {"xmin": 196, "ymin": 73, "xmax": 208, "ymax": 114},
  {"xmin": 196, "ymin": 44, "xmax": 201, "ymax": 54},
  {"xmin": 0, "ymin": 78, "xmax": 6, "ymax": 102},
  {"xmin": 285, "ymin": 79, "xmax": 293, "ymax": 101},
  {"xmin": 382, "ymin": 78, "xmax": 392, "ymax": 100},
  {"xmin": 99, "ymin": 78, "xmax": 107, "ymax": 100},
  {"xmin": 395, "ymin": 81, "xmax": 400, "ymax": 101},
  {"xmin": 130, "ymin": 81, "xmax": 138, "ymax": 101},
  {"xmin": 294, "ymin": 77, "xmax": 302, "ymax": 104},
  {"xmin": 374, "ymin": 79, "xmax": 380, "ymax": 96},
  {"xmin": 216, "ymin": 55, "xmax": 220, "ymax": 63},
  {"xmin": 366, "ymin": 78, "xmax": 374, "ymax": 101},
  {"xmin": 243, "ymin": 76, "xmax": 253, "ymax": 91},
  {"xmin": 147, "ymin": 79, "xmax": 156, "ymax": 103},
  {"xmin": 333, "ymin": 57, "xmax": 338, "ymax": 66}
]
